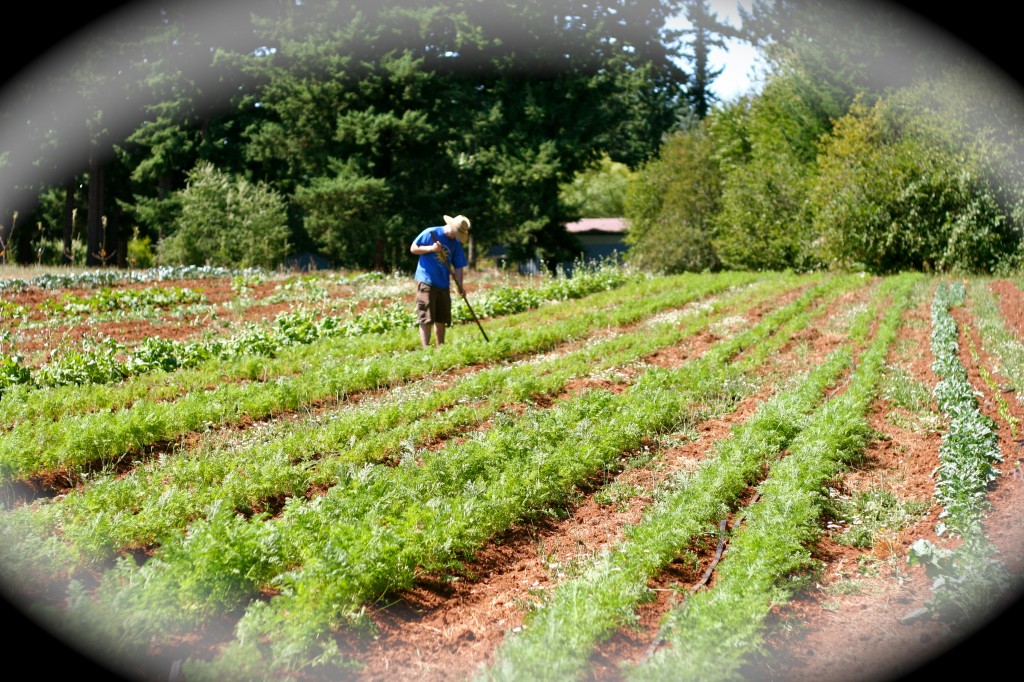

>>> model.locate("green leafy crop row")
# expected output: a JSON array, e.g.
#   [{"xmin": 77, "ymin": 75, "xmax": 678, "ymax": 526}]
[
  {"xmin": 907, "ymin": 281, "xmax": 1010, "ymax": 625},
  {"xmin": 0, "ymin": 260, "xmax": 636, "ymax": 396}
]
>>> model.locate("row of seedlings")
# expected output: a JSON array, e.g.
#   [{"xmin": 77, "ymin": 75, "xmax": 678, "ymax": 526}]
[
  {"xmin": 0, "ymin": 265, "xmax": 277, "ymax": 292},
  {"xmin": 0, "ymin": 270, "xmax": 758, "ymax": 485},
  {"xmin": 2, "ymin": 272, "xmax": 803, "ymax": 579},
  {"xmin": 479, "ymin": 272, "xmax": 921, "ymax": 681},
  {"xmin": 8, "ymin": 272, "xmax": 863, "ymax": 681},
  {"xmin": 905, "ymin": 280, "xmax": 1011, "ymax": 632}
]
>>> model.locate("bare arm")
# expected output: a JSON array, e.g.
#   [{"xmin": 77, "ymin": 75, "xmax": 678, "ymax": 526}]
[{"xmin": 410, "ymin": 241, "xmax": 441, "ymax": 255}]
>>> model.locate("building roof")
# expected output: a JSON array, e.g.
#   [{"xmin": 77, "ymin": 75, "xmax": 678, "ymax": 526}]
[{"xmin": 564, "ymin": 218, "xmax": 628, "ymax": 234}]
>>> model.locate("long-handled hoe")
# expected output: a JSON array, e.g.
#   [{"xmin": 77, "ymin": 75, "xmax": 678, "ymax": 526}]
[{"xmin": 432, "ymin": 232, "xmax": 490, "ymax": 342}]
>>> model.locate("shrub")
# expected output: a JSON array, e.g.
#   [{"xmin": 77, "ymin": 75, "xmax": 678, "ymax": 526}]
[
  {"xmin": 159, "ymin": 162, "xmax": 290, "ymax": 269},
  {"xmin": 811, "ymin": 94, "xmax": 1022, "ymax": 274},
  {"xmin": 126, "ymin": 229, "xmax": 155, "ymax": 269},
  {"xmin": 624, "ymin": 125, "xmax": 721, "ymax": 274},
  {"xmin": 708, "ymin": 75, "xmax": 829, "ymax": 272}
]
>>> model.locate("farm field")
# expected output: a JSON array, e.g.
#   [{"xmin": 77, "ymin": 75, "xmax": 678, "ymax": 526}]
[{"xmin": 1, "ymin": 264, "xmax": 1023, "ymax": 682}]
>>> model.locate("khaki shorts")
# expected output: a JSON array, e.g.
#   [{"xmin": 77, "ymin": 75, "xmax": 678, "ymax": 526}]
[{"xmin": 415, "ymin": 281, "xmax": 452, "ymax": 325}]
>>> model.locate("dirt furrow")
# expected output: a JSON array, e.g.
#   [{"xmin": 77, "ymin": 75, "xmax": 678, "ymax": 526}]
[
  {"xmin": 754, "ymin": 279, "xmax": 1024, "ymax": 682},
  {"xmin": 320, "ymin": 281, "xmax": 878, "ymax": 682}
]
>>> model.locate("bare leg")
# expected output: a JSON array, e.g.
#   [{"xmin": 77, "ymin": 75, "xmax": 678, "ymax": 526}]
[
  {"xmin": 419, "ymin": 323, "xmax": 432, "ymax": 348},
  {"xmin": 435, "ymin": 323, "xmax": 446, "ymax": 346}
]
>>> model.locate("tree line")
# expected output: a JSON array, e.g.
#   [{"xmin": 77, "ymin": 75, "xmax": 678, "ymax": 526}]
[
  {"xmin": 2, "ymin": 0, "xmax": 1023, "ymax": 276},
  {"xmin": 0, "ymin": 0, "xmax": 698, "ymax": 272},
  {"xmin": 623, "ymin": 1, "xmax": 1024, "ymax": 275}
]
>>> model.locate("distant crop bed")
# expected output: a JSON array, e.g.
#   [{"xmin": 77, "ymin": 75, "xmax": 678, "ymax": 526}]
[{"xmin": 0, "ymin": 265, "xmax": 1022, "ymax": 682}]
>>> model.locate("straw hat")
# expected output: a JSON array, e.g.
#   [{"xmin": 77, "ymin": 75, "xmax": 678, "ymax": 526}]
[{"xmin": 444, "ymin": 214, "xmax": 471, "ymax": 236}]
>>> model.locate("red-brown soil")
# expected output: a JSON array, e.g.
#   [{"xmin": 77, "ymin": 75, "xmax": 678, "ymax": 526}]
[
  {"xmin": 3, "ymin": 276, "xmax": 367, "ymax": 363},
  {"xmin": 326, "ymin": 277, "xmax": 1024, "ymax": 682},
  {"xmin": 3, "ymin": 274, "xmax": 1024, "ymax": 682}
]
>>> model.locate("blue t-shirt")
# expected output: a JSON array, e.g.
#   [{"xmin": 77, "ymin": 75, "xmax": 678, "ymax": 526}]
[{"xmin": 413, "ymin": 226, "xmax": 467, "ymax": 289}]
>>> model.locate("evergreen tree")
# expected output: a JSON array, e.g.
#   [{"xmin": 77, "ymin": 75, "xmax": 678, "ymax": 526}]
[
  {"xmin": 232, "ymin": 0, "xmax": 688, "ymax": 271},
  {"xmin": 119, "ymin": 2, "xmax": 274, "ymax": 257},
  {"xmin": 3, "ymin": 1, "xmax": 687, "ymax": 271},
  {"xmin": 738, "ymin": 0, "xmax": 940, "ymax": 97},
  {"xmin": 676, "ymin": 0, "xmax": 743, "ymax": 118}
]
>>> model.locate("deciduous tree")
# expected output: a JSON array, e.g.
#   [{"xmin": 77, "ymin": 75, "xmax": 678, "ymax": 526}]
[{"xmin": 624, "ymin": 122, "xmax": 721, "ymax": 273}]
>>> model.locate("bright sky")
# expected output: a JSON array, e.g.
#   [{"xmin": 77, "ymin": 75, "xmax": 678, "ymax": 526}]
[{"xmin": 665, "ymin": 1, "xmax": 765, "ymax": 103}]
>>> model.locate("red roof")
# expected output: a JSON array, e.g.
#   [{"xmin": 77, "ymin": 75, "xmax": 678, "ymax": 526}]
[{"xmin": 564, "ymin": 218, "xmax": 628, "ymax": 234}]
